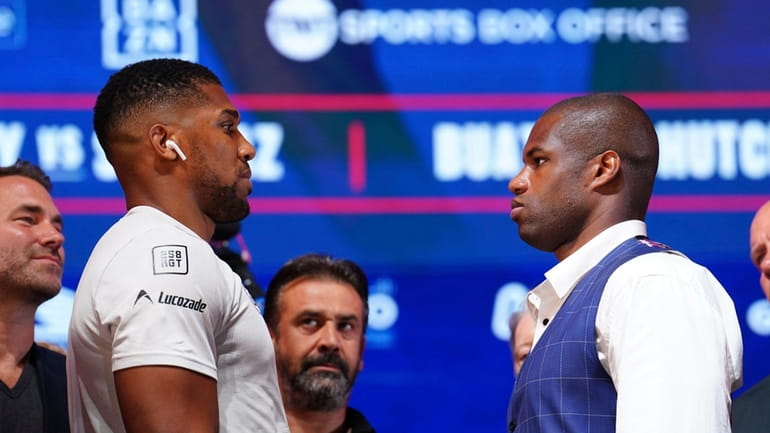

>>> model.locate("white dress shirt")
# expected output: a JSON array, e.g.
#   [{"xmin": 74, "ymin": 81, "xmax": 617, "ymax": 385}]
[{"xmin": 526, "ymin": 220, "xmax": 743, "ymax": 433}]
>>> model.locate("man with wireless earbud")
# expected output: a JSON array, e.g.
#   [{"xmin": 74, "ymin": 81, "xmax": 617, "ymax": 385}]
[{"xmin": 66, "ymin": 59, "xmax": 289, "ymax": 433}]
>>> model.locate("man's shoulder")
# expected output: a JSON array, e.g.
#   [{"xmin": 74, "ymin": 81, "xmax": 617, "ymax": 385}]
[
  {"xmin": 620, "ymin": 239, "xmax": 699, "ymax": 274},
  {"xmin": 30, "ymin": 344, "xmax": 67, "ymax": 392},
  {"xmin": 736, "ymin": 375, "xmax": 770, "ymax": 405},
  {"xmin": 104, "ymin": 209, "xmax": 202, "ymax": 248},
  {"xmin": 31, "ymin": 343, "xmax": 66, "ymax": 367},
  {"xmin": 345, "ymin": 406, "xmax": 377, "ymax": 433},
  {"xmin": 90, "ymin": 210, "xmax": 213, "ymax": 271},
  {"xmin": 732, "ymin": 375, "xmax": 770, "ymax": 430}
]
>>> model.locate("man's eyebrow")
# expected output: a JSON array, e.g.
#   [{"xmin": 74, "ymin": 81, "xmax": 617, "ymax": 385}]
[
  {"xmin": 524, "ymin": 146, "xmax": 544, "ymax": 158},
  {"xmin": 17, "ymin": 203, "xmax": 43, "ymax": 213},
  {"xmin": 294, "ymin": 310, "xmax": 360, "ymax": 322},
  {"xmin": 296, "ymin": 309, "xmax": 320, "ymax": 316},
  {"xmin": 222, "ymin": 109, "xmax": 240, "ymax": 120},
  {"xmin": 336, "ymin": 313, "xmax": 360, "ymax": 322}
]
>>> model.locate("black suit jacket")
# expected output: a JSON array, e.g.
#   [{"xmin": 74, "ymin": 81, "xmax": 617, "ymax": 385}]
[
  {"xmin": 345, "ymin": 407, "xmax": 377, "ymax": 433},
  {"xmin": 30, "ymin": 343, "xmax": 70, "ymax": 433},
  {"xmin": 733, "ymin": 374, "xmax": 770, "ymax": 433}
]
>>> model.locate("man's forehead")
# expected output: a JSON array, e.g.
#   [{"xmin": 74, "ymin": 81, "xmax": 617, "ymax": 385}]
[
  {"xmin": 752, "ymin": 203, "xmax": 770, "ymax": 226},
  {"xmin": 0, "ymin": 178, "xmax": 59, "ymax": 222},
  {"xmin": 0, "ymin": 176, "xmax": 52, "ymax": 202},
  {"xmin": 281, "ymin": 279, "xmax": 364, "ymax": 313},
  {"xmin": 751, "ymin": 204, "xmax": 770, "ymax": 237},
  {"xmin": 198, "ymin": 83, "xmax": 234, "ymax": 106},
  {"xmin": 526, "ymin": 112, "xmax": 563, "ymax": 143}
]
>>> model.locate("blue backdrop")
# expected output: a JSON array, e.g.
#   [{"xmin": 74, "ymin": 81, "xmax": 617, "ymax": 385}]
[{"xmin": 2, "ymin": 0, "xmax": 769, "ymax": 431}]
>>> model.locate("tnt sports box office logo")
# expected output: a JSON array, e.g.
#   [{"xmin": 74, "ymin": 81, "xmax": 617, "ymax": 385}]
[{"xmin": 265, "ymin": 0, "xmax": 689, "ymax": 62}]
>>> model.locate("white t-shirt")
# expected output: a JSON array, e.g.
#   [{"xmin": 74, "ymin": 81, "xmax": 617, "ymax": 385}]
[{"xmin": 67, "ymin": 206, "xmax": 288, "ymax": 433}]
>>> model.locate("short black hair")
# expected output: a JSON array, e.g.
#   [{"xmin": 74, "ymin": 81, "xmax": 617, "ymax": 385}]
[
  {"xmin": 93, "ymin": 58, "xmax": 222, "ymax": 151},
  {"xmin": 264, "ymin": 253, "xmax": 370, "ymax": 331},
  {"xmin": 0, "ymin": 159, "xmax": 52, "ymax": 191}
]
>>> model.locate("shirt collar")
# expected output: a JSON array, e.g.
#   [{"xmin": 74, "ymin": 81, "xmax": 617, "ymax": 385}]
[
  {"xmin": 127, "ymin": 205, "xmax": 203, "ymax": 240},
  {"xmin": 544, "ymin": 220, "xmax": 647, "ymax": 299}
]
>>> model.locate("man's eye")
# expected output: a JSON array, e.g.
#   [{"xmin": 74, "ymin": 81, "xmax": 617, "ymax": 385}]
[
  {"xmin": 301, "ymin": 318, "xmax": 318, "ymax": 327},
  {"xmin": 534, "ymin": 157, "xmax": 547, "ymax": 166},
  {"xmin": 16, "ymin": 216, "xmax": 35, "ymax": 224}
]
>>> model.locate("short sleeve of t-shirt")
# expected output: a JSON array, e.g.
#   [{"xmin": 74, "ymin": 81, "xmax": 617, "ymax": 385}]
[{"xmin": 95, "ymin": 226, "xmax": 232, "ymax": 380}]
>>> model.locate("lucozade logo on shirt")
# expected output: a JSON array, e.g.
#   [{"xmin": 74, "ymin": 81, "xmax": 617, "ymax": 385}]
[{"xmin": 157, "ymin": 291, "xmax": 207, "ymax": 313}]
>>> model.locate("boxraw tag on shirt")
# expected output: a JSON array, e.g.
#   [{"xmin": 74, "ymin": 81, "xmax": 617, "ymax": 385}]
[{"xmin": 152, "ymin": 245, "xmax": 189, "ymax": 275}]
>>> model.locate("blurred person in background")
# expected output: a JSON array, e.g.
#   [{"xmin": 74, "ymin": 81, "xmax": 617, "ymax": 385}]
[
  {"xmin": 210, "ymin": 221, "xmax": 264, "ymax": 301},
  {"xmin": 732, "ymin": 200, "xmax": 770, "ymax": 432},
  {"xmin": 508, "ymin": 309, "xmax": 535, "ymax": 377}
]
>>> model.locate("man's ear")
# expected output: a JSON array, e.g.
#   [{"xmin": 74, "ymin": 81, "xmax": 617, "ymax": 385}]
[
  {"xmin": 149, "ymin": 124, "xmax": 179, "ymax": 161},
  {"xmin": 590, "ymin": 150, "xmax": 620, "ymax": 189}
]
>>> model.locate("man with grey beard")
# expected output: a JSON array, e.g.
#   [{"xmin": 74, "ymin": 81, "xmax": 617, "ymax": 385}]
[{"xmin": 264, "ymin": 253, "xmax": 377, "ymax": 433}]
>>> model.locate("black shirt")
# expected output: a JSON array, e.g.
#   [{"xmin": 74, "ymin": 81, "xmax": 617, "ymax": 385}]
[
  {"xmin": 345, "ymin": 407, "xmax": 377, "ymax": 433},
  {"xmin": 0, "ymin": 352, "xmax": 44, "ymax": 433}
]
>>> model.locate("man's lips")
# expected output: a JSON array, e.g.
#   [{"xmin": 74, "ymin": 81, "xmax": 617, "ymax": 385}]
[
  {"xmin": 238, "ymin": 167, "xmax": 252, "ymax": 179},
  {"xmin": 238, "ymin": 166, "xmax": 253, "ymax": 194},
  {"xmin": 308, "ymin": 364, "xmax": 343, "ymax": 375},
  {"xmin": 510, "ymin": 199, "xmax": 524, "ymax": 221},
  {"xmin": 33, "ymin": 254, "xmax": 63, "ymax": 267}
]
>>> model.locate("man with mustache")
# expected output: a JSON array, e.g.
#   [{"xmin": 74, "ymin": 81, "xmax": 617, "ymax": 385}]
[
  {"xmin": 0, "ymin": 159, "xmax": 68, "ymax": 433},
  {"xmin": 67, "ymin": 59, "xmax": 288, "ymax": 433},
  {"xmin": 506, "ymin": 93, "xmax": 742, "ymax": 433},
  {"xmin": 264, "ymin": 253, "xmax": 376, "ymax": 433}
]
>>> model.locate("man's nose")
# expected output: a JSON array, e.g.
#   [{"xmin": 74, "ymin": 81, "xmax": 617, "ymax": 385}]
[
  {"xmin": 509, "ymin": 170, "xmax": 529, "ymax": 195},
  {"xmin": 39, "ymin": 222, "xmax": 64, "ymax": 249},
  {"xmin": 317, "ymin": 322, "xmax": 340, "ymax": 352},
  {"xmin": 238, "ymin": 133, "xmax": 256, "ymax": 162}
]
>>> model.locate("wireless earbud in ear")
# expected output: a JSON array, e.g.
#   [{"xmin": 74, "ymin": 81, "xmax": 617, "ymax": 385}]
[{"xmin": 166, "ymin": 140, "xmax": 187, "ymax": 161}]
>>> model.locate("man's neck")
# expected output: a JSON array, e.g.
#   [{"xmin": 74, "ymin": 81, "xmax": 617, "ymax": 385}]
[
  {"xmin": 0, "ymin": 313, "xmax": 35, "ymax": 388},
  {"xmin": 286, "ymin": 407, "xmax": 348, "ymax": 433}
]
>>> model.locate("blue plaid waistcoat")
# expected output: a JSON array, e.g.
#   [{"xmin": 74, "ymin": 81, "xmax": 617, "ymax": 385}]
[{"xmin": 507, "ymin": 236, "xmax": 670, "ymax": 433}]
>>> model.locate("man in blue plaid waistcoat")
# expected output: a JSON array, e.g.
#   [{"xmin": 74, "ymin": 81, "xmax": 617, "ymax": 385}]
[{"xmin": 506, "ymin": 93, "xmax": 742, "ymax": 433}]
